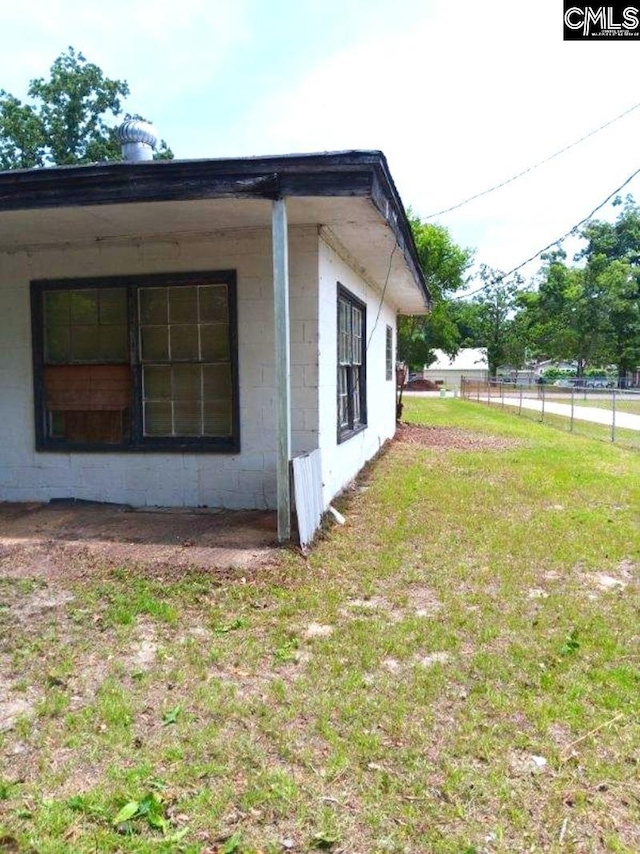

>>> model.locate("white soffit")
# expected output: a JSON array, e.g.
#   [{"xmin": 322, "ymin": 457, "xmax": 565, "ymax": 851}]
[{"xmin": 0, "ymin": 196, "xmax": 427, "ymax": 313}]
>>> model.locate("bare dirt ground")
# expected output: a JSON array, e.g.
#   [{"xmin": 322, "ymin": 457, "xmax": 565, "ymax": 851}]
[
  {"xmin": 0, "ymin": 502, "xmax": 279, "ymax": 580},
  {"xmin": 0, "ymin": 427, "xmax": 514, "ymax": 583},
  {"xmin": 394, "ymin": 421, "xmax": 521, "ymax": 451}
]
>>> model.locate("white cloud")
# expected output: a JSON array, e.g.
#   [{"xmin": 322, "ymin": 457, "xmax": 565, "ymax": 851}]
[{"xmin": 235, "ymin": 0, "xmax": 640, "ymax": 273}]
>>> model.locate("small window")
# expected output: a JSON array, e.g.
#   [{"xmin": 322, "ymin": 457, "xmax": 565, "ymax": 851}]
[
  {"xmin": 31, "ymin": 271, "xmax": 239, "ymax": 452},
  {"xmin": 337, "ymin": 285, "xmax": 367, "ymax": 441},
  {"xmin": 386, "ymin": 325, "xmax": 393, "ymax": 381}
]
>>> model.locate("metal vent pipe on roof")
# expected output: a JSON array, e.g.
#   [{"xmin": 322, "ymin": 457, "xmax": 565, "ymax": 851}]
[{"xmin": 117, "ymin": 119, "xmax": 159, "ymax": 162}]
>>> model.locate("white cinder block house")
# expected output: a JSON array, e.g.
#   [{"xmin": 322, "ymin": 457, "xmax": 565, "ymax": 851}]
[{"xmin": 0, "ymin": 142, "xmax": 429, "ymax": 539}]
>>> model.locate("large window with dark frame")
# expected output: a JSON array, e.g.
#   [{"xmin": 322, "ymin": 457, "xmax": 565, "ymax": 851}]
[
  {"xmin": 337, "ymin": 285, "xmax": 367, "ymax": 441},
  {"xmin": 31, "ymin": 271, "xmax": 239, "ymax": 452}
]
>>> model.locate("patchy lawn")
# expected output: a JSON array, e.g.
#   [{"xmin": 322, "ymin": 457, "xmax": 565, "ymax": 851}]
[{"xmin": 0, "ymin": 397, "xmax": 638, "ymax": 853}]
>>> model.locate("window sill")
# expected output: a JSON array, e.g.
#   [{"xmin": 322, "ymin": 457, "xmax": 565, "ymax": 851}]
[
  {"xmin": 337, "ymin": 423, "xmax": 367, "ymax": 445},
  {"xmin": 35, "ymin": 439, "xmax": 240, "ymax": 454}
]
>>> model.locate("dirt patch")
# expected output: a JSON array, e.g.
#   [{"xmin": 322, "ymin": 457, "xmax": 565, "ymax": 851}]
[
  {"xmin": 395, "ymin": 422, "xmax": 520, "ymax": 451},
  {"xmin": 405, "ymin": 584, "xmax": 441, "ymax": 616},
  {"xmin": 404, "ymin": 378, "xmax": 439, "ymax": 391},
  {"xmin": 303, "ymin": 622, "xmax": 334, "ymax": 639},
  {"xmin": 11, "ymin": 588, "xmax": 75, "ymax": 622},
  {"xmin": 576, "ymin": 561, "xmax": 637, "ymax": 598},
  {"xmin": 340, "ymin": 596, "xmax": 404, "ymax": 623},
  {"xmin": 0, "ymin": 672, "xmax": 39, "ymax": 733},
  {"xmin": 0, "ymin": 502, "xmax": 279, "ymax": 581}
]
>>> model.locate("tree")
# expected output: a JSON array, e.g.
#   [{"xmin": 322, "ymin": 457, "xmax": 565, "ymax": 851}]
[
  {"xmin": 467, "ymin": 266, "xmax": 523, "ymax": 377},
  {"xmin": 0, "ymin": 47, "xmax": 171, "ymax": 169},
  {"xmin": 517, "ymin": 251, "xmax": 601, "ymax": 376},
  {"xmin": 518, "ymin": 199, "xmax": 640, "ymax": 382},
  {"xmin": 578, "ymin": 197, "xmax": 640, "ymax": 383},
  {"xmin": 398, "ymin": 215, "xmax": 474, "ymax": 369}
]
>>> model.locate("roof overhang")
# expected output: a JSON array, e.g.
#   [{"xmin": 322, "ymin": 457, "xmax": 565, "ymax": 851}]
[{"xmin": 0, "ymin": 151, "xmax": 430, "ymax": 313}]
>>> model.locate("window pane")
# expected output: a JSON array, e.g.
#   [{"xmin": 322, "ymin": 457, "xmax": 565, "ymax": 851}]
[
  {"xmin": 338, "ymin": 367, "xmax": 349, "ymax": 428},
  {"xmin": 70, "ymin": 290, "xmax": 98, "ymax": 325},
  {"xmin": 139, "ymin": 288, "xmax": 167, "ymax": 324},
  {"xmin": 98, "ymin": 325, "xmax": 128, "ymax": 362},
  {"xmin": 204, "ymin": 400, "xmax": 232, "ymax": 436},
  {"xmin": 170, "ymin": 325, "xmax": 199, "ymax": 360},
  {"xmin": 144, "ymin": 401, "xmax": 173, "ymax": 436},
  {"xmin": 338, "ymin": 299, "xmax": 350, "ymax": 364},
  {"xmin": 352, "ymin": 306, "xmax": 363, "ymax": 365},
  {"xmin": 45, "ymin": 326, "xmax": 71, "ymax": 363},
  {"xmin": 44, "ymin": 291, "xmax": 70, "ymax": 326},
  {"xmin": 172, "ymin": 364, "xmax": 201, "ymax": 400},
  {"xmin": 200, "ymin": 285, "xmax": 229, "ymax": 323},
  {"xmin": 141, "ymin": 326, "xmax": 169, "ymax": 361},
  {"xmin": 99, "ymin": 289, "xmax": 127, "ymax": 324},
  {"xmin": 144, "ymin": 365, "xmax": 171, "ymax": 400},
  {"xmin": 352, "ymin": 366, "xmax": 361, "ymax": 424},
  {"xmin": 49, "ymin": 411, "xmax": 65, "ymax": 437},
  {"xmin": 201, "ymin": 324, "xmax": 230, "ymax": 361},
  {"xmin": 72, "ymin": 326, "xmax": 101, "ymax": 361},
  {"xmin": 174, "ymin": 401, "xmax": 202, "ymax": 435},
  {"xmin": 169, "ymin": 286, "xmax": 197, "ymax": 324},
  {"xmin": 203, "ymin": 364, "xmax": 232, "ymax": 399}
]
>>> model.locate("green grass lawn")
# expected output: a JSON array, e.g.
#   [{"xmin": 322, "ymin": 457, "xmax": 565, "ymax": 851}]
[{"xmin": 1, "ymin": 398, "xmax": 639, "ymax": 853}]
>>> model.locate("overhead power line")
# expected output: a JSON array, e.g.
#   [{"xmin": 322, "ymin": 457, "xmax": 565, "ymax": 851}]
[
  {"xmin": 425, "ymin": 101, "xmax": 640, "ymax": 220},
  {"xmin": 454, "ymin": 163, "xmax": 640, "ymax": 301}
]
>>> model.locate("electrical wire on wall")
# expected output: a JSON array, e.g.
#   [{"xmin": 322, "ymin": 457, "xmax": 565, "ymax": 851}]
[{"xmin": 366, "ymin": 240, "xmax": 398, "ymax": 352}]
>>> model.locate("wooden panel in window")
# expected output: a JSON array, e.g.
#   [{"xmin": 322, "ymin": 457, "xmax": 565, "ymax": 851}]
[
  {"xmin": 45, "ymin": 365, "xmax": 131, "ymax": 411},
  {"xmin": 62, "ymin": 411, "xmax": 125, "ymax": 444}
]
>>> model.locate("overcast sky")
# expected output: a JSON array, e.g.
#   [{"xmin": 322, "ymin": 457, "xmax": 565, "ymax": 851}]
[{"xmin": 2, "ymin": 0, "xmax": 639, "ymax": 287}]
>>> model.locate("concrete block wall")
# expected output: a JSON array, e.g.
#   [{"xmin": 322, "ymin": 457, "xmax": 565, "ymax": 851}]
[
  {"xmin": 0, "ymin": 225, "xmax": 320, "ymax": 509},
  {"xmin": 317, "ymin": 238, "xmax": 397, "ymax": 507}
]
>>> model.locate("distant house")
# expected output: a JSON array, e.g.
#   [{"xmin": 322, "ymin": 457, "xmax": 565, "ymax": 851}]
[
  {"xmin": 0, "ymin": 130, "xmax": 430, "ymax": 540},
  {"xmin": 423, "ymin": 348, "xmax": 488, "ymax": 388},
  {"xmin": 534, "ymin": 359, "xmax": 577, "ymax": 377}
]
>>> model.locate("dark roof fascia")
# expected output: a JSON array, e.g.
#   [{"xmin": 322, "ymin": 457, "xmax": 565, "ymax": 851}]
[
  {"xmin": 0, "ymin": 149, "xmax": 429, "ymax": 307},
  {"xmin": 0, "ymin": 151, "xmax": 380, "ymax": 210},
  {"xmin": 370, "ymin": 155, "xmax": 430, "ymax": 308}
]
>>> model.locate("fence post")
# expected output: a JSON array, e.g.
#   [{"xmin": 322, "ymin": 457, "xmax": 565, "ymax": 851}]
[
  {"xmin": 611, "ymin": 388, "xmax": 616, "ymax": 443},
  {"xmin": 519, "ymin": 386, "xmax": 523, "ymax": 416},
  {"xmin": 541, "ymin": 382, "xmax": 545, "ymax": 422},
  {"xmin": 501, "ymin": 380, "xmax": 505, "ymax": 409},
  {"xmin": 570, "ymin": 386, "xmax": 574, "ymax": 432}
]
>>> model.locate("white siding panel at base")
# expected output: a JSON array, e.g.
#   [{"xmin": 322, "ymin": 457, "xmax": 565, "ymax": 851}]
[
  {"xmin": 317, "ymin": 238, "xmax": 397, "ymax": 507},
  {"xmin": 0, "ymin": 226, "xmax": 319, "ymax": 510},
  {"xmin": 292, "ymin": 449, "xmax": 323, "ymax": 548}
]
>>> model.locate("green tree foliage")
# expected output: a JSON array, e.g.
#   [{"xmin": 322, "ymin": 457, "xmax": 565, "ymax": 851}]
[
  {"xmin": 466, "ymin": 266, "xmax": 523, "ymax": 377},
  {"xmin": 398, "ymin": 215, "xmax": 474, "ymax": 369},
  {"xmin": 518, "ymin": 198, "xmax": 640, "ymax": 381},
  {"xmin": 517, "ymin": 251, "xmax": 602, "ymax": 376},
  {"xmin": 578, "ymin": 197, "xmax": 640, "ymax": 382},
  {"xmin": 0, "ymin": 47, "xmax": 172, "ymax": 169}
]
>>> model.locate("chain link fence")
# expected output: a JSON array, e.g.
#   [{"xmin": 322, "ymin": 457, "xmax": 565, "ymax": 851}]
[{"xmin": 460, "ymin": 379, "xmax": 640, "ymax": 450}]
